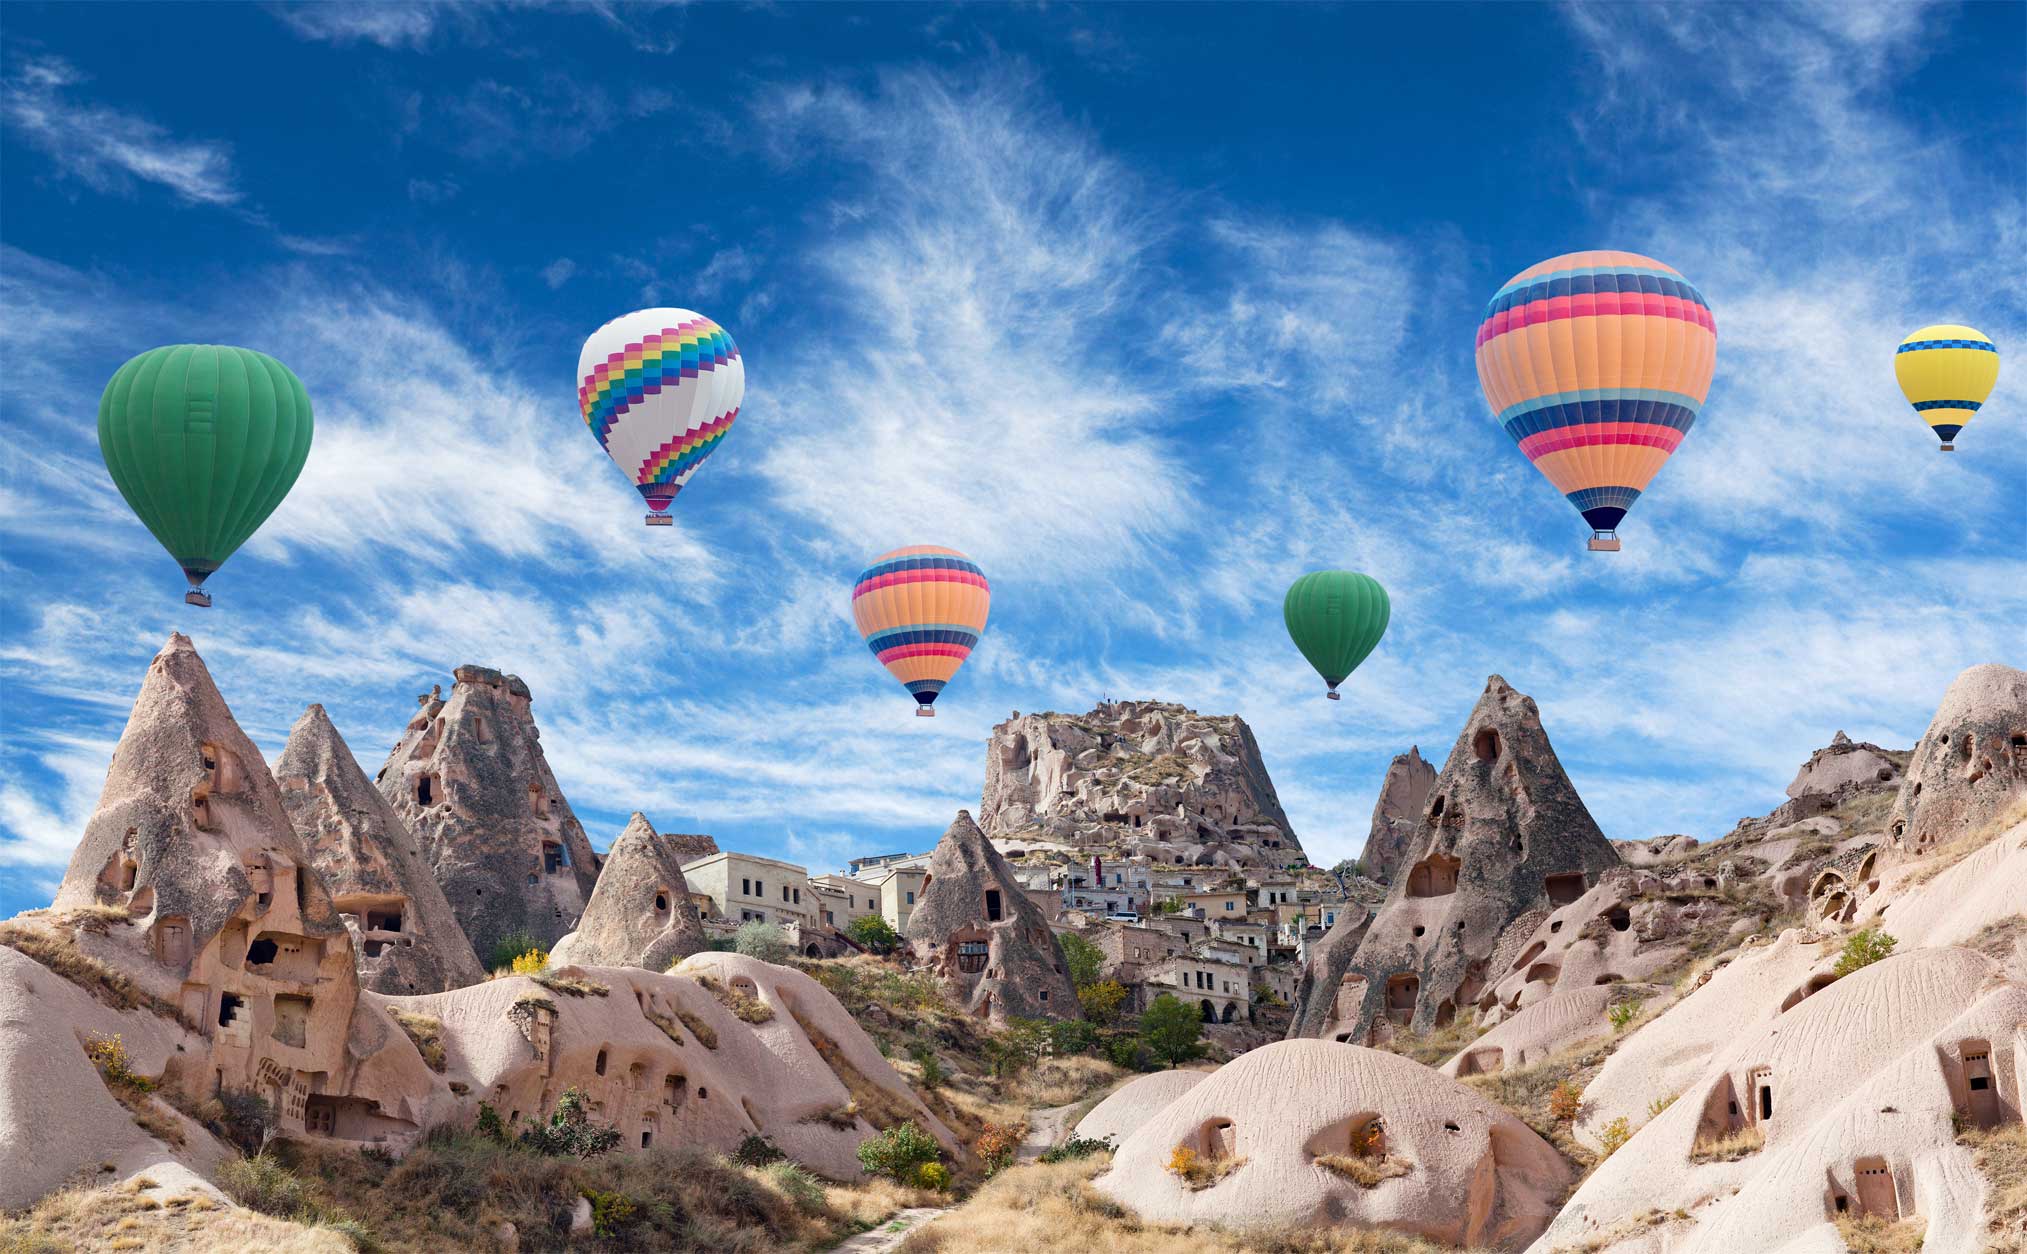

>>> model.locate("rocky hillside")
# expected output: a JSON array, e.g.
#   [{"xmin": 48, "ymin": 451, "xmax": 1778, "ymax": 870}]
[{"xmin": 980, "ymin": 700, "xmax": 1301, "ymax": 867}]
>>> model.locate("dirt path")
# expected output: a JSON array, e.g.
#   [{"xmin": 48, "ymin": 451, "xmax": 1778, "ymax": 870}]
[
  {"xmin": 831, "ymin": 1206, "xmax": 949, "ymax": 1253},
  {"xmin": 1018, "ymin": 1101, "xmax": 1082, "ymax": 1161}
]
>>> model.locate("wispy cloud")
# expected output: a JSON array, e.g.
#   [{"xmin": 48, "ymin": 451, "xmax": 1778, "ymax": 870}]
[
  {"xmin": 540, "ymin": 258, "xmax": 577, "ymax": 289},
  {"xmin": 2, "ymin": 56, "xmax": 239, "ymax": 206},
  {"xmin": 271, "ymin": 3, "xmax": 440, "ymax": 50}
]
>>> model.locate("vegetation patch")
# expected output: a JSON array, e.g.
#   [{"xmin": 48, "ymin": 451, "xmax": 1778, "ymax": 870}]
[
  {"xmin": 1833, "ymin": 1213, "xmax": 1928, "ymax": 1254},
  {"xmin": 1315, "ymin": 1152, "xmax": 1411, "ymax": 1187},
  {"xmin": 1165, "ymin": 1145, "xmax": 1245, "ymax": 1190},
  {"xmin": 675, "ymin": 1007, "xmax": 719, "ymax": 1049},
  {"xmin": 387, "ymin": 1009, "xmax": 447, "ymax": 1073},
  {"xmin": 645, "ymin": 1007, "xmax": 686, "ymax": 1046},
  {"xmin": 1687, "ymin": 1126, "xmax": 1764, "ymax": 1163},
  {"xmin": 0, "ymin": 1180, "xmax": 351, "ymax": 1253},
  {"xmin": 0, "ymin": 921, "xmax": 197, "ymax": 1028},
  {"xmin": 530, "ymin": 970, "xmax": 609, "ymax": 998},
  {"xmin": 1831, "ymin": 927, "xmax": 1897, "ymax": 977},
  {"xmin": 1962, "ymin": 1122, "xmax": 2027, "ymax": 1244},
  {"xmin": 790, "ymin": 1009, "xmax": 923, "ymax": 1133},
  {"xmin": 698, "ymin": 974, "xmax": 775, "ymax": 1023}
]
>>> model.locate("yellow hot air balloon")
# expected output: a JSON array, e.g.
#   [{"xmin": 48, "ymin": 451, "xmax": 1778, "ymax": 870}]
[
  {"xmin": 850, "ymin": 546, "xmax": 989, "ymax": 716},
  {"xmin": 1895, "ymin": 325, "xmax": 1999, "ymax": 451}
]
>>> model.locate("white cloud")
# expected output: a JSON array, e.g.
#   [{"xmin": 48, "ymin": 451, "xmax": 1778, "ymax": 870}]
[
  {"xmin": 271, "ymin": 3, "xmax": 440, "ymax": 49},
  {"xmin": 2, "ymin": 57, "xmax": 239, "ymax": 206},
  {"xmin": 541, "ymin": 258, "xmax": 577, "ymax": 289}
]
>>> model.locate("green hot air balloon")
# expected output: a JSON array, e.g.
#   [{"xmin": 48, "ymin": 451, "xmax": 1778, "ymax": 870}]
[
  {"xmin": 1283, "ymin": 571, "xmax": 1390, "ymax": 701},
  {"xmin": 98, "ymin": 345, "xmax": 313, "ymax": 607}
]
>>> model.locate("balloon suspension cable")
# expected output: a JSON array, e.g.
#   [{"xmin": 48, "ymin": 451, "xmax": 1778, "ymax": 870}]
[
  {"xmin": 185, "ymin": 587, "xmax": 213, "ymax": 608},
  {"xmin": 915, "ymin": 707, "xmax": 936, "ymax": 718},
  {"xmin": 1587, "ymin": 531, "xmax": 1622, "ymax": 553},
  {"xmin": 1326, "ymin": 690, "xmax": 1341, "ymax": 701}
]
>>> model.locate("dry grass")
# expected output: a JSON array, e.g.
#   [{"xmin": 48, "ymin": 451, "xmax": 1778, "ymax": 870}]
[
  {"xmin": 892, "ymin": 1157, "xmax": 1472, "ymax": 1254},
  {"xmin": 1687, "ymin": 1126, "xmax": 1764, "ymax": 1163},
  {"xmin": 788, "ymin": 1010, "xmax": 926, "ymax": 1136},
  {"xmin": 1007, "ymin": 1055, "xmax": 1124, "ymax": 1109},
  {"xmin": 1904, "ymin": 798, "xmax": 2027, "ymax": 887},
  {"xmin": 1168, "ymin": 1147, "xmax": 1246, "ymax": 1190},
  {"xmin": 387, "ymin": 1009, "xmax": 447, "ymax": 1073},
  {"xmin": 1834, "ymin": 1213, "xmax": 1927, "ymax": 1253},
  {"xmin": 1385, "ymin": 1018, "xmax": 1488, "ymax": 1068},
  {"xmin": 0, "ymin": 1181, "xmax": 351, "ymax": 1253},
  {"xmin": 697, "ymin": 974, "xmax": 775, "ymax": 1024},
  {"xmin": 644, "ymin": 1007, "xmax": 687, "ymax": 1046},
  {"xmin": 1462, "ymin": 1044, "xmax": 1603, "ymax": 1164},
  {"xmin": 0, "ymin": 920, "xmax": 197, "ymax": 1029},
  {"xmin": 1314, "ymin": 1153, "xmax": 1412, "ymax": 1187},
  {"xmin": 676, "ymin": 1007, "xmax": 720, "ymax": 1049},
  {"xmin": 529, "ymin": 970, "xmax": 609, "ymax": 998},
  {"xmin": 1963, "ymin": 1122, "xmax": 2027, "ymax": 1247}
]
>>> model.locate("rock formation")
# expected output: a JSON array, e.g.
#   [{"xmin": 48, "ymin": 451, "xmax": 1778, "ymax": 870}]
[
  {"xmin": 1786, "ymin": 730, "xmax": 1903, "ymax": 803},
  {"xmin": 1889, "ymin": 662, "xmax": 2027, "ymax": 857},
  {"xmin": 904, "ymin": 810, "xmax": 1079, "ymax": 1023},
  {"xmin": 979, "ymin": 701, "xmax": 1300, "ymax": 867},
  {"xmin": 275, "ymin": 704, "xmax": 486, "ymax": 994},
  {"xmin": 373, "ymin": 666, "xmax": 600, "ymax": 960},
  {"xmin": 1095, "ymin": 1039, "xmax": 1572, "ymax": 1248},
  {"xmin": 1074, "ymin": 1070, "xmax": 1209, "ymax": 1146},
  {"xmin": 550, "ymin": 813, "xmax": 706, "ymax": 971},
  {"xmin": 1613, "ymin": 834, "xmax": 1698, "ymax": 866},
  {"xmin": 25, "ymin": 635, "xmax": 439, "ymax": 1203},
  {"xmin": 1439, "ymin": 982, "xmax": 1656, "ymax": 1079},
  {"xmin": 1286, "ymin": 905, "xmax": 1374, "ymax": 1040},
  {"xmin": 1288, "ymin": 675, "xmax": 1622, "ymax": 1043},
  {"xmin": 1359, "ymin": 746, "xmax": 1434, "ymax": 882},
  {"xmin": 1536, "ymin": 946, "xmax": 2026, "ymax": 1253},
  {"xmin": 660, "ymin": 832, "xmax": 720, "ymax": 865}
]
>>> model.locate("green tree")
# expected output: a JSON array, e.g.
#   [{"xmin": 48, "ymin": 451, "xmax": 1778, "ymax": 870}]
[
  {"xmin": 855, "ymin": 1123, "xmax": 941, "ymax": 1182},
  {"xmin": 1832, "ymin": 927, "xmax": 1897, "ymax": 977},
  {"xmin": 1139, "ymin": 994, "xmax": 1203, "ymax": 1068},
  {"xmin": 734, "ymin": 920, "xmax": 791, "ymax": 964},
  {"xmin": 1078, "ymin": 978, "xmax": 1128, "ymax": 1025},
  {"xmin": 845, "ymin": 914, "xmax": 901, "ymax": 954},
  {"xmin": 1058, "ymin": 931, "xmax": 1105, "ymax": 989}
]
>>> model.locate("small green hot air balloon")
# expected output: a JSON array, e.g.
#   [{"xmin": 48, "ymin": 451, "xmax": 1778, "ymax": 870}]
[
  {"xmin": 98, "ymin": 345, "xmax": 313, "ymax": 607},
  {"xmin": 1283, "ymin": 571, "xmax": 1390, "ymax": 700}
]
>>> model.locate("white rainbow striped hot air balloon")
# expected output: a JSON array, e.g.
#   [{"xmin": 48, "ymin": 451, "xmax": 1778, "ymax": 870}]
[{"xmin": 577, "ymin": 308, "xmax": 743, "ymax": 525}]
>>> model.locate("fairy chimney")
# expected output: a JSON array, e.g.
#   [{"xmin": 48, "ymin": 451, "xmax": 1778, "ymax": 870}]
[
  {"xmin": 1290, "ymin": 676, "xmax": 1621, "ymax": 1043},
  {"xmin": 904, "ymin": 810, "xmax": 1080, "ymax": 1023},
  {"xmin": 373, "ymin": 665, "xmax": 600, "ymax": 962},
  {"xmin": 1889, "ymin": 663, "xmax": 2027, "ymax": 856},
  {"xmin": 275, "ymin": 703, "xmax": 486, "ymax": 993},
  {"xmin": 550, "ymin": 813, "xmax": 707, "ymax": 970},
  {"xmin": 1360, "ymin": 746, "xmax": 1436, "ymax": 882}
]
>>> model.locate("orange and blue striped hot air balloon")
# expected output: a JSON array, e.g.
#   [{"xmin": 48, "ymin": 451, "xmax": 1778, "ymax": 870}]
[
  {"xmin": 851, "ymin": 546, "xmax": 990, "ymax": 717},
  {"xmin": 1475, "ymin": 251, "xmax": 1717, "ymax": 551}
]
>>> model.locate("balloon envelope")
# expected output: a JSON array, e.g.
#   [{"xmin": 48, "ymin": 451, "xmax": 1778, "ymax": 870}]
[
  {"xmin": 98, "ymin": 344, "xmax": 314, "ymax": 597},
  {"xmin": 851, "ymin": 546, "xmax": 990, "ymax": 714},
  {"xmin": 1894, "ymin": 324, "xmax": 1998, "ymax": 451},
  {"xmin": 1476, "ymin": 251, "xmax": 1716, "ymax": 547},
  {"xmin": 577, "ymin": 308, "xmax": 743, "ymax": 518},
  {"xmin": 1283, "ymin": 571, "xmax": 1389, "ymax": 698}
]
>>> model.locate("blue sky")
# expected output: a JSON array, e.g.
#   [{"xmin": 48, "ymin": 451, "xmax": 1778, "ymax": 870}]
[{"xmin": 3, "ymin": 1, "xmax": 2023, "ymax": 918}]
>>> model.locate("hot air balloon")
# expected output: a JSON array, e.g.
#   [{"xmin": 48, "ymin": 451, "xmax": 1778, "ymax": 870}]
[
  {"xmin": 1476, "ymin": 251, "xmax": 1717, "ymax": 551},
  {"xmin": 1895, "ymin": 325, "xmax": 1999, "ymax": 452},
  {"xmin": 1283, "ymin": 571, "xmax": 1389, "ymax": 700},
  {"xmin": 97, "ymin": 345, "xmax": 314, "ymax": 607},
  {"xmin": 851, "ymin": 546, "xmax": 989, "ymax": 717},
  {"xmin": 576, "ymin": 308, "xmax": 743, "ymax": 525}
]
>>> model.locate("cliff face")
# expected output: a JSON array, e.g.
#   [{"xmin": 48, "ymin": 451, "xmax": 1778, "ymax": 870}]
[
  {"xmin": 979, "ymin": 700, "xmax": 1300, "ymax": 868},
  {"xmin": 1359, "ymin": 746, "xmax": 1435, "ymax": 883},
  {"xmin": 372, "ymin": 666, "xmax": 600, "ymax": 960},
  {"xmin": 1289, "ymin": 676, "xmax": 1621, "ymax": 1043}
]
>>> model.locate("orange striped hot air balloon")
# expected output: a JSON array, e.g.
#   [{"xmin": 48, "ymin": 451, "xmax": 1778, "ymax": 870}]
[
  {"xmin": 1475, "ymin": 251, "xmax": 1717, "ymax": 551},
  {"xmin": 850, "ymin": 546, "xmax": 990, "ymax": 717}
]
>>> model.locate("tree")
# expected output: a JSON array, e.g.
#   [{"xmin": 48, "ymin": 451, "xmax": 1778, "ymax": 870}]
[
  {"xmin": 1832, "ymin": 927, "xmax": 1897, "ymax": 977},
  {"xmin": 1078, "ymin": 979, "xmax": 1128, "ymax": 1025},
  {"xmin": 1139, "ymin": 993, "xmax": 1202, "ymax": 1068},
  {"xmin": 1058, "ymin": 931, "xmax": 1105, "ymax": 989},
  {"xmin": 846, "ymin": 914, "xmax": 901, "ymax": 954},
  {"xmin": 734, "ymin": 920, "xmax": 791, "ymax": 964}
]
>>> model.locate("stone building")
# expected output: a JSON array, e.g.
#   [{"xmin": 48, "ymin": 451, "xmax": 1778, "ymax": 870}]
[
  {"xmin": 373, "ymin": 666, "xmax": 601, "ymax": 959},
  {"xmin": 680, "ymin": 851, "xmax": 814, "ymax": 928},
  {"xmin": 1146, "ymin": 954, "xmax": 1252, "ymax": 1023},
  {"xmin": 904, "ymin": 811, "xmax": 1079, "ymax": 1023}
]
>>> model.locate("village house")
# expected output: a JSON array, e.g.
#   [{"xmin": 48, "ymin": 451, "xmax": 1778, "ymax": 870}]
[
  {"xmin": 680, "ymin": 851, "xmax": 814, "ymax": 928},
  {"xmin": 1147, "ymin": 954, "xmax": 1252, "ymax": 1024},
  {"xmin": 808, "ymin": 874, "xmax": 879, "ymax": 931},
  {"xmin": 1183, "ymin": 888, "xmax": 1249, "ymax": 919},
  {"xmin": 874, "ymin": 866, "xmax": 928, "ymax": 931}
]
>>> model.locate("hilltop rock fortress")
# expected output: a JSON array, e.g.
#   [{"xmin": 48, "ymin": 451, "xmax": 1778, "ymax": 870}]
[
  {"xmin": 374, "ymin": 666, "xmax": 601, "ymax": 960},
  {"xmin": 549, "ymin": 812, "xmax": 706, "ymax": 970},
  {"xmin": 1096, "ymin": 1039, "xmax": 1573, "ymax": 1248},
  {"xmin": 1290, "ymin": 676, "xmax": 1622, "ymax": 1044},
  {"xmin": 979, "ymin": 700, "xmax": 1301, "ymax": 867},
  {"xmin": 905, "ymin": 810, "xmax": 1079, "ymax": 1023},
  {"xmin": 274, "ymin": 703, "xmax": 485, "ymax": 994},
  {"xmin": 1360, "ymin": 745, "xmax": 1436, "ymax": 882},
  {"xmin": 2, "ymin": 636, "xmax": 964, "ymax": 1212}
]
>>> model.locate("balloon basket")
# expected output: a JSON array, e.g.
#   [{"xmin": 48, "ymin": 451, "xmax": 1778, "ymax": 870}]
[
  {"xmin": 1938, "ymin": 443, "xmax": 1954, "ymax": 452},
  {"xmin": 915, "ymin": 707, "xmax": 936, "ymax": 718},
  {"xmin": 644, "ymin": 513, "xmax": 673, "ymax": 527},
  {"xmin": 185, "ymin": 589, "xmax": 213, "ymax": 608},
  {"xmin": 1326, "ymin": 691, "xmax": 1341, "ymax": 701},
  {"xmin": 1587, "ymin": 533, "xmax": 1621, "ymax": 553}
]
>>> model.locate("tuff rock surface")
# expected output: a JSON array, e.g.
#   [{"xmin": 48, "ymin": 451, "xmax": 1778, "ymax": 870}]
[
  {"xmin": 904, "ymin": 810, "xmax": 1079, "ymax": 1023},
  {"xmin": 1359, "ymin": 745, "xmax": 1435, "ymax": 883},
  {"xmin": 1889, "ymin": 662, "xmax": 2027, "ymax": 857},
  {"xmin": 979, "ymin": 701, "xmax": 1300, "ymax": 868},
  {"xmin": 549, "ymin": 813, "xmax": 706, "ymax": 971}
]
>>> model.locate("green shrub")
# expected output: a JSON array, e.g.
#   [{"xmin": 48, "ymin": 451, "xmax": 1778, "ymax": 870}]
[
  {"xmin": 764, "ymin": 1161, "xmax": 826, "ymax": 1212},
  {"xmin": 516, "ymin": 1088, "xmax": 620, "ymax": 1159},
  {"xmin": 1057, "ymin": 932, "xmax": 1105, "ymax": 988},
  {"xmin": 1833, "ymin": 928, "xmax": 1898, "ymax": 977},
  {"xmin": 585, "ymin": 1188, "xmax": 636, "ymax": 1237},
  {"xmin": 1138, "ymin": 994, "xmax": 1202, "ymax": 1067},
  {"xmin": 206, "ymin": 1088, "xmax": 275, "ymax": 1155},
  {"xmin": 1609, "ymin": 999, "xmax": 1644, "ymax": 1032},
  {"xmin": 219, "ymin": 1151, "xmax": 308, "ymax": 1216},
  {"xmin": 915, "ymin": 1161, "xmax": 951, "ymax": 1191},
  {"xmin": 909, "ymin": 1043, "xmax": 945, "ymax": 1089},
  {"xmin": 1598, "ymin": 1116, "xmax": 1632, "ymax": 1159},
  {"xmin": 487, "ymin": 930, "xmax": 544, "ymax": 971},
  {"xmin": 1106, "ymin": 1037, "xmax": 1150, "ymax": 1071},
  {"xmin": 855, "ymin": 1122, "xmax": 941, "ymax": 1183},
  {"xmin": 474, "ymin": 1102, "xmax": 508, "ymax": 1143},
  {"xmin": 1040, "ymin": 1135, "xmax": 1114, "ymax": 1164},
  {"xmin": 734, "ymin": 920, "xmax": 791, "ymax": 964},
  {"xmin": 732, "ymin": 1133, "xmax": 785, "ymax": 1167},
  {"xmin": 1078, "ymin": 979, "xmax": 1128, "ymax": 1025},
  {"xmin": 1049, "ymin": 1018, "xmax": 1098, "ymax": 1055},
  {"xmin": 845, "ymin": 915, "xmax": 901, "ymax": 954}
]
